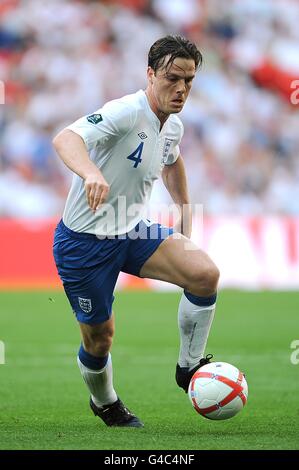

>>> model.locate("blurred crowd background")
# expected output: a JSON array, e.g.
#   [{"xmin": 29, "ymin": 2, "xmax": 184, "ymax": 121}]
[{"xmin": 1, "ymin": 0, "xmax": 299, "ymax": 219}]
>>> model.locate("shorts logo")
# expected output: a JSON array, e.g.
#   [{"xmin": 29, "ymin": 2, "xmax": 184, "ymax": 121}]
[
  {"xmin": 87, "ymin": 113, "xmax": 103, "ymax": 124},
  {"xmin": 162, "ymin": 138, "xmax": 173, "ymax": 163},
  {"xmin": 78, "ymin": 297, "xmax": 92, "ymax": 313}
]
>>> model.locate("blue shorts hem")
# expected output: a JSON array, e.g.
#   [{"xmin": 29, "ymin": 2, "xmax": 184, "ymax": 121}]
[
  {"xmin": 75, "ymin": 311, "xmax": 112, "ymax": 325},
  {"xmin": 124, "ymin": 228, "xmax": 174, "ymax": 277}
]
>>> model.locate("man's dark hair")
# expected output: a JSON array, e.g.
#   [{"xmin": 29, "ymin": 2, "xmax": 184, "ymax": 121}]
[{"xmin": 148, "ymin": 35, "xmax": 202, "ymax": 72}]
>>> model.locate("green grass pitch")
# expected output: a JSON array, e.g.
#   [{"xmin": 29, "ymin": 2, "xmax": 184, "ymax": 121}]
[{"xmin": 0, "ymin": 290, "xmax": 298, "ymax": 450}]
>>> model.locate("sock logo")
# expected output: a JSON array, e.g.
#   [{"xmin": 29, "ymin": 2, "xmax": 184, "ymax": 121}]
[{"xmin": 78, "ymin": 297, "xmax": 92, "ymax": 313}]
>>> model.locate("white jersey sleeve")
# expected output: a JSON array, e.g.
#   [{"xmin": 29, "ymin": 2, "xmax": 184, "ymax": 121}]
[
  {"xmin": 164, "ymin": 117, "xmax": 184, "ymax": 166},
  {"xmin": 66, "ymin": 100, "xmax": 137, "ymax": 151}
]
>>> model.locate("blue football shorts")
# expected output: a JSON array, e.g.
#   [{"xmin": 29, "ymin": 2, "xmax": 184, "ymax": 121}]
[{"xmin": 53, "ymin": 219, "xmax": 174, "ymax": 324}]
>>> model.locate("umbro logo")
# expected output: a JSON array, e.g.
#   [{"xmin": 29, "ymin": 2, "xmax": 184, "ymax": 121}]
[{"xmin": 138, "ymin": 132, "xmax": 148, "ymax": 140}]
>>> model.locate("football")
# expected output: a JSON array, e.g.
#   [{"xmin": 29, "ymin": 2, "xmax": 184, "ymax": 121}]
[{"xmin": 188, "ymin": 361, "xmax": 248, "ymax": 420}]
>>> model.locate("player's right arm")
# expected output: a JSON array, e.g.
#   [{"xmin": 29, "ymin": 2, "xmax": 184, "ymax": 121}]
[
  {"xmin": 54, "ymin": 101, "xmax": 136, "ymax": 212},
  {"xmin": 53, "ymin": 129, "xmax": 109, "ymax": 212}
]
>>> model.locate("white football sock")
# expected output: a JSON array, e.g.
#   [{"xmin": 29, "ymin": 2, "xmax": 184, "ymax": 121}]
[
  {"xmin": 77, "ymin": 353, "xmax": 117, "ymax": 408},
  {"xmin": 178, "ymin": 293, "xmax": 216, "ymax": 369}
]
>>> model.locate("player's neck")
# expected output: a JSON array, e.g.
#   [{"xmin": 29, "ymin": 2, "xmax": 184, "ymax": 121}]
[{"xmin": 145, "ymin": 89, "xmax": 169, "ymax": 130}]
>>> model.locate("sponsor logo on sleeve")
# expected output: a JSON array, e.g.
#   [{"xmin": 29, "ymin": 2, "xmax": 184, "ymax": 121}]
[
  {"xmin": 87, "ymin": 113, "xmax": 103, "ymax": 124},
  {"xmin": 162, "ymin": 138, "xmax": 174, "ymax": 163}
]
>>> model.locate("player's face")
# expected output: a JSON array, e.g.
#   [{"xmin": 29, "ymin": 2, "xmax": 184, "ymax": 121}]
[{"xmin": 148, "ymin": 57, "xmax": 196, "ymax": 115}]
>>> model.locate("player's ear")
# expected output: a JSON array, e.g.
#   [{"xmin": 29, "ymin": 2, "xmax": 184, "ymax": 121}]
[{"xmin": 147, "ymin": 66, "xmax": 154, "ymax": 84}]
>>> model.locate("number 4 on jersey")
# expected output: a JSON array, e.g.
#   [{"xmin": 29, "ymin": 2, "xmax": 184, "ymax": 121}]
[{"xmin": 127, "ymin": 142, "xmax": 144, "ymax": 168}]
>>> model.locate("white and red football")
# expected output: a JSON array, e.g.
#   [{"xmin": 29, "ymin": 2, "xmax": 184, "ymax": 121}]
[{"xmin": 188, "ymin": 361, "xmax": 248, "ymax": 420}]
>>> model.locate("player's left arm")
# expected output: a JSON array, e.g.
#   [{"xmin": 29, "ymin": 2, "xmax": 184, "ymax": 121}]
[{"xmin": 162, "ymin": 154, "xmax": 192, "ymax": 238}]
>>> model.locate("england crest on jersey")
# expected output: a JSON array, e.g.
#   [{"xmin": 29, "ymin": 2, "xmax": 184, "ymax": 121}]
[
  {"xmin": 162, "ymin": 138, "xmax": 173, "ymax": 163},
  {"xmin": 78, "ymin": 297, "xmax": 92, "ymax": 313}
]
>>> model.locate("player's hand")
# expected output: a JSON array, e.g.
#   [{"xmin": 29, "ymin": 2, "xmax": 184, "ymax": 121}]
[{"xmin": 84, "ymin": 173, "xmax": 110, "ymax": 212}]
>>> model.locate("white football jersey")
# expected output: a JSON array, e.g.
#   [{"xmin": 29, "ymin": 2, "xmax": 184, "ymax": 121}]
[{"xmin": 63, "ymin": 90, "xmax": 184, "ymax": 235}]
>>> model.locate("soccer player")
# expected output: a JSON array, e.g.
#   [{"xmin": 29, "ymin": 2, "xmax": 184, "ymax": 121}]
[{"xmin": 52, "ymin": 35, "xmax": 219, "ymax": 427}]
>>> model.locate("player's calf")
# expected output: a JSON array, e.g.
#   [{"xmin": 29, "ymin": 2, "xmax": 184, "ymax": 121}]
[
  {"xmin": 79, "ymin": 318, "xmax": 114, "ymax": 357},
  {"xmin": 177, "ymin": 289, "xmax": 217, "ymax": 393}
]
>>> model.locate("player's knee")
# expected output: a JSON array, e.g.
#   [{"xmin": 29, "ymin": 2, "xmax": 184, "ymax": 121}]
[
  {"xmin": 205, "ymin": 264, "xmax": 220, "ymax": 293},
  {"xmin": 188, "ymin": 263, "xmax": 220, "ymax": 297}
]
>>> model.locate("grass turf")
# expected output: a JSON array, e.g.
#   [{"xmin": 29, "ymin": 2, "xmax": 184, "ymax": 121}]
[{"xmin": 0, "ymin": 290, "xmax": 298, "ymax": 450}]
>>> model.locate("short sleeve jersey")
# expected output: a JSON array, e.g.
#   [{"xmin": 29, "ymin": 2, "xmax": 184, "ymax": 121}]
[{"xmin": 63, "ymin": 90, "xmax": 184, "ymax": 235}]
